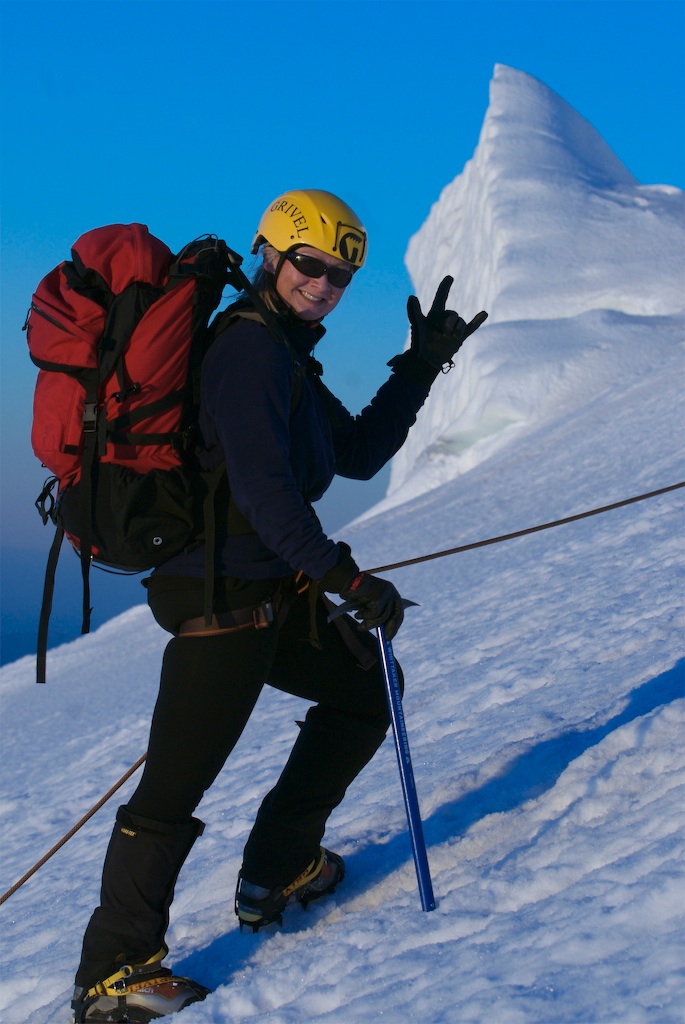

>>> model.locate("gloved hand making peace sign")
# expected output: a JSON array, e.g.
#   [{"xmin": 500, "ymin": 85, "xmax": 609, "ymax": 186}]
[{"xmin": 407, "ymin": 276, "xmax": 488, "ymax": 371}]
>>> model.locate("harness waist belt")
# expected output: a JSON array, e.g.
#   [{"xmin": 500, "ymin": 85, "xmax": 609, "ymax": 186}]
[{"xmin": 178, "ymin": 600, "xmax": 274, "ymax": 637}]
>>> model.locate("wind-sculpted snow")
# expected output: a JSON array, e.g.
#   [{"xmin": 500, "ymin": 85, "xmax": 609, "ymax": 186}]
[
  {"xmin": 388, "ymin": 64, "xmax": 684, "ymax": 506},
  {"xmin": 0, "ymin": 65, "xmax": 683, "ymax": 1024},
  {"xmin": 406, "ymin": 64, "xmax": 683, "ymax": 329}
]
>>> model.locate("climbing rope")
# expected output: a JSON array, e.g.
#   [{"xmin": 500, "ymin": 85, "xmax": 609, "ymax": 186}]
[
  {"xmin": 368, "ymin": 481, "xmax": 685, "ymax": 574},
  {"xmin": 0, "ymin": 754, "xmax": 147, "ymax": 907},
  {"xmin": 1, "ymin": 479, "xmax": 683, "ymax": 907}
]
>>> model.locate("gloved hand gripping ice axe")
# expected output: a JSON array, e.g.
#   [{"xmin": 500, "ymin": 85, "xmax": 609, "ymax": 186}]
[
  {"xmin": 326, "ymin": 593, "xmax": 418, "ymax": 631},
  {"xmin": 326, "ymin": 570, "xmax": 414, "ymax": 639}
]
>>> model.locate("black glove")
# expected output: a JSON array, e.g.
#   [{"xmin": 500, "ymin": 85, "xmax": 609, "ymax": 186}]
[
  {"xmin": 337, "ymin": 571, "xmax": 405, "ymax": 640},
  {"xmin": 321, "ymin": 544, "xmax": 405, "ymax": 638},
  {"xmin": 320, "ymin": 546, "xmax": 406, "ymax": 640},
  {"xmin": 407, "ymin": 276, "xmax": 488, "ymax": 371}
]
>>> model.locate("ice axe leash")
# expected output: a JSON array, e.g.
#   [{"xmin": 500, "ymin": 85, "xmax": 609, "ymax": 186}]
[{"xmin": 376, "ymin": 621, "xmax": 436, "ymax": 913}]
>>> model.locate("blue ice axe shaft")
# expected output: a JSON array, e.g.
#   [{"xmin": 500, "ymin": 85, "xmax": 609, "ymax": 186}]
[{"xmin": 375, "ymin": 624, "xmax": 436, "ymax": 912}]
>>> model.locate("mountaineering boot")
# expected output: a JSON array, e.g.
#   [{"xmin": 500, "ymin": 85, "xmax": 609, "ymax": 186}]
[
  {"xmin": 235, "ymin": 846, "xmax": 345, "ymax": 931},
  {"xmin": 75, "ymin": 807, "xmax": 205, "ymax": 1001},
  {"xmin": 71, "ymin": 947, "xmax": 210, "ymax": 1022}
]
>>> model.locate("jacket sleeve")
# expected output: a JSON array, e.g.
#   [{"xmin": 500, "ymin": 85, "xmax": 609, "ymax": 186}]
[
  {"xmin": 317, "ymin": 354, "xmax": 435, "ymax": 480},
  {"xmin": 200, "ymin": 321, "xmax": 342, "ymax": 580}
]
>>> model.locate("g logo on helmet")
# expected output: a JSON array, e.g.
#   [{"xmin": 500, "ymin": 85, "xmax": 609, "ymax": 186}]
[{"xmin": 335, "ymin": 224, "xmax": 367, "ymax": 267}]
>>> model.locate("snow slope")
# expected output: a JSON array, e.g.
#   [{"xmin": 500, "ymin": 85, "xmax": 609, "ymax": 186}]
[{"xmin": 1, "ymin": 66, "xmax": 683, "ymax": 1024}]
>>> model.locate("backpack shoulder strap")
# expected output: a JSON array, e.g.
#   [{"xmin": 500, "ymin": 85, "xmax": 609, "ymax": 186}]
[{"xmin": 208, "ymin": 301, "xmax": 267, "ymax": 340}]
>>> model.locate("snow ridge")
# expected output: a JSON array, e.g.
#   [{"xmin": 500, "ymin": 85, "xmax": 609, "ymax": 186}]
[{"xmin": 383, "ymin": 64, "xmax": 684, "ymax": 507}]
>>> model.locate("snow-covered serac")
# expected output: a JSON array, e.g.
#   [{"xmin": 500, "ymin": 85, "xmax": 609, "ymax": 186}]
[
  {"xmin": 407, "ymin": 62, "xmax": 683, "ymax": 325},
  {"xmin": 385, "ymin": 63, "xmax": 684, "ymax": 507}
]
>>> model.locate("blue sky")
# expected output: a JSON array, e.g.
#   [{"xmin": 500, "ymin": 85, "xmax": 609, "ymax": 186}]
[{"xmin": 1, "ymin": 0, "xmax": 683, "ymax": 652}]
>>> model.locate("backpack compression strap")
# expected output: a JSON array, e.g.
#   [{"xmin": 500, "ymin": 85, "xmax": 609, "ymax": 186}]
[{"xmin": 77, "ymin": 282, "xmax": 164, "ymax": 637}]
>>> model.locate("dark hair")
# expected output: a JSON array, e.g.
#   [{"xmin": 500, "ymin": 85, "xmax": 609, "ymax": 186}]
[{"xmin": 244, "ymin": 245, "xmax": 281, "ymax": 313}]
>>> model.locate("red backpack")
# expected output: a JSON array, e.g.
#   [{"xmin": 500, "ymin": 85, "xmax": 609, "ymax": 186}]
[{"xmin": 25, "ymin": 223, "xmax": 257, "ymax": 681}]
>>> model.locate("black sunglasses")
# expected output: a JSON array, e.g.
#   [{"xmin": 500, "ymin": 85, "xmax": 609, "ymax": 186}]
[{"xmin": 282, "ymin": 251, "xmax": 355, "ymax": 288}]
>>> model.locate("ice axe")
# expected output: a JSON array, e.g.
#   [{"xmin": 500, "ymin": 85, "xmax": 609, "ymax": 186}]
[
  {"xmin": 376, "ymin": 620, "xmax": 436, "ymax": 912},
  {"xmin": 328, "ymin": 596, "xmax": 435, "ymax": 910}
]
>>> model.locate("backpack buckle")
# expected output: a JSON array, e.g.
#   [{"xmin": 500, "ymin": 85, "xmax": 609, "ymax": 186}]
[{"xmin": 82, "ymin": 402, "xmax": 98, "ymax": 432}]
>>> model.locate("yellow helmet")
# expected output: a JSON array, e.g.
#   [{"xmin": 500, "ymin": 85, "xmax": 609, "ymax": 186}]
[{"xmin": 251, "ymin": 189, "xmax": 367, "ymax": 268}]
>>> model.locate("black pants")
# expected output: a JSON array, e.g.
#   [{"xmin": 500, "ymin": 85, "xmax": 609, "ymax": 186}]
[
  {"xmin": 76, "ymin": 577, "xmax": 401, "ymax": 983},
  {"xmin": 76, "ymin": 575, "xmax": 401, "ymax": 988},
  {"xmin": 129, "ymin": 574, "xmax": 400, "ymax": 884}
]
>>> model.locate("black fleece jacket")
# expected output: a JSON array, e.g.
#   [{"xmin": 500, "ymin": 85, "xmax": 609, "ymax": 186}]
[{"xmin": 156, "ymin": 308, "xmax": 438, "ymax": 582}]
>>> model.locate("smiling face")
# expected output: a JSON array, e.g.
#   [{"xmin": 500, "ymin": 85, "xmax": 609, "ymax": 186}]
[{"xmin": 264, "ymin": 246, "xmax": 352, "ymax": 321}]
